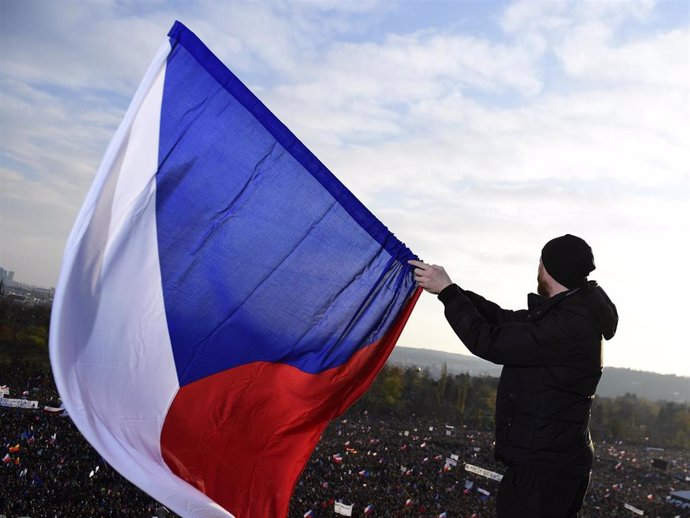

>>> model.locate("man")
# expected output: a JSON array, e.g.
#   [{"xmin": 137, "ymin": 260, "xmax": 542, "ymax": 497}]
[{"xmin": 409, "ymin": 234, "xmax": 618, "ymax": 518}]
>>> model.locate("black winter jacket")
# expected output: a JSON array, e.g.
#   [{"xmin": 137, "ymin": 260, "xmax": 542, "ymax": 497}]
[{"xmin": 438, "ymin": 281, "xmax": 618, "ymax": 474}]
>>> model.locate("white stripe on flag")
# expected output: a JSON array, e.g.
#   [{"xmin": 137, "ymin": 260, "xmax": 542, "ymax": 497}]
[{"xmin": 49, "ymin": 40, "xmax": 233, "ymax": 518}]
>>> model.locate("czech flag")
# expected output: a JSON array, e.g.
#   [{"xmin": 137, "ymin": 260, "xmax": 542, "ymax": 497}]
[{"xmin": 50, "ymin": 21, "xmax": 419, "ymax": 518}]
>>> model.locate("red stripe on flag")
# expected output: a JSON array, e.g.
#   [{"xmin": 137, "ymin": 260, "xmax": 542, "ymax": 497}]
[{"xmin": 161, "ymin": 288, "xmax": 420, "ymax": 517}]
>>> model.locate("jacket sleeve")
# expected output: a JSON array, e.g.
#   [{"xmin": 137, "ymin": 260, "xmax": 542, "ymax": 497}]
[
  {"xmin": 438, "ymin": 284, "xmax": 571, "ymax": 366},
  {"xmin": 462, "ymin": 289, "xmax": 525, "ymax": 324}
]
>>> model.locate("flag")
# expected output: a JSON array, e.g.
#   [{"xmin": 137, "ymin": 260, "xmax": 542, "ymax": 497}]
[
  {"xmin": 438, "ymin": 513, "xmax": 447, "ymax": 518},
  {"xmin": 2, "ymin": 453, "xmax": 10, "ymax": 464},
  {"xmin": 332, "ymin": 453, "xmax": 344, "ymax": 464},
  {"xmin": 405, "ymin": 499, "xmax": 414, "ymax": 507},
  {"xmin": 334, "ymin": 501, "xmax": 354, "ymax": 516},
  {"xmin": 364, "ymin": 504, "xmax": 374, "ymax": 515},
  {"xmin": 49, "ymin": 20, "xmax": 419, "ymax": 518},
  {"xmin": 304, "ymin": 511, "xmax": 315, "ymax": 518},
  {"xmin": 477, "ymin": 487, "xmax": 490, "ymax": 502},
  {"xmin": 8, "ymin": 444, "xmax": 20, "ymax": 453}
]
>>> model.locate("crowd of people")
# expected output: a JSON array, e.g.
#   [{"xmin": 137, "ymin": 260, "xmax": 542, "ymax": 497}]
[
  {"xmin": 1, "ymin": 362, "xmax": 166, "ymax": 517},
  {"xmin": 1, "ymin": 362, "xmax": 688, "ymax": 517},
  {"xmin": 288, "ymin": 415, "xmax": 690, "ymax": 518}
]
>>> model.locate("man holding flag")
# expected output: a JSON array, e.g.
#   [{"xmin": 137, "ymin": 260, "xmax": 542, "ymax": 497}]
[{"xmin": 409, "ymin": 234, "xmax": 618, "ymax": 518}]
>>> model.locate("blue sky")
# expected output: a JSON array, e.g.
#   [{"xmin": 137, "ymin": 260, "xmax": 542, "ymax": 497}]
[{"xmin": 1, "ymin": 0, "xmax": 688, "ymax": 376}]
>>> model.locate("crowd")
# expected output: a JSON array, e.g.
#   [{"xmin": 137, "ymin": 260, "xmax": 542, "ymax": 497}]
[
  {"xmin": 1, "ymin": 362, "xmax": 688, "ymax": 517},
  {"xmin": 288, "ymin": 415, "xmax": 690, "ymax": 518},
  {"xmin": 1, "ymin": 362, "xmax": 166, "ymax": 517}
]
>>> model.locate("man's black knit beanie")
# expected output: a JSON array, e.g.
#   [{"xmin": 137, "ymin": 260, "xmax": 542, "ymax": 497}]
[{"xmin": 541, "ymin": 234, "xmax": 595, "ymax": 289}]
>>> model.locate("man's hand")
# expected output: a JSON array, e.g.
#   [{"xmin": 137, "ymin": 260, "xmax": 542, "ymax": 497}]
[{"xmin": 408, "ymin": 260, "xmax": 453, "ymax": 295}]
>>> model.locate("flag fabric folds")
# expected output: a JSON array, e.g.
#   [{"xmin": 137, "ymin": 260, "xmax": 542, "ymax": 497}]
[{"xmin": 50, "ymin": 20, "xmax": 419, "ymax": 518}]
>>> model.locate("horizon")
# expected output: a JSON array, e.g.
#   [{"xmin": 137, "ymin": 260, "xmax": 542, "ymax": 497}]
[
  {"xmin": 392, "ymin": 345, "xmax": 690, "ymax": 379},
  {"xmin": 1, "ymin": 0, "xmax": 688, "ymax": 377}
]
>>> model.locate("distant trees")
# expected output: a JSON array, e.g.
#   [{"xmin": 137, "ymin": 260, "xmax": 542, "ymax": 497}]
[
  {"xmin": 589, "ymin": 394, "xmax": 690, "ymax": 448},
  {"xmin": 2, "ymin": 293, "xmax": 688, "ymax": 450},
  {"xmin": 0, "ymin": 296, "xmax": 52, "ymax": 365},
  {"xmin": 355, "ymin": 364, "xmax": 498, "ymax": 431},
  {"xmin": 356, "ymin": 364, "xmax": 689, "ymax": 449}
]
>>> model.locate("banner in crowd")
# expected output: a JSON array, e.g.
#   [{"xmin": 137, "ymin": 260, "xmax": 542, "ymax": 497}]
[
  {"xmin": 624, "ymin": 502, "xmax": 644, "ymax": 515},
  {"xmin": 50, "ymin": 20, "xmax": 419, "ymax": 518},
  {"xmin": 334, "ymin": 501, "xmax": 354, "ymax": 516},
  {"xmin": 0, "ymin": 398, "xmax": 38, "ymax": 409},
  {"xmin": 464, "ymin": 463, "xmax": 504, "ymax": 481}
]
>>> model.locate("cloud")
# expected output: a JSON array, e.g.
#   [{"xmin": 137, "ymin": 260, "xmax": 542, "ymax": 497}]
[
  {"xmin": 0, "ymin": 0, "xmax": 688, "ymax": 374},
  {"xmin": 558, "ymin": 24, "xmax": 688, "ymax": 89}
]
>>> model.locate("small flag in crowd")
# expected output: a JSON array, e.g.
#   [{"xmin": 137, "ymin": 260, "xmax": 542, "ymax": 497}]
[
  {"xmin": 477, "ymin": 488, "xmax": 490, "ymax": 502},
  {"xmin": 2, "ymin": 453, "xmax": 10, "ymax": 464},
  {"xmin": 332, "ymin": 453, "xmax": 343, "ymax": 464},
  {"xmin": 303, "ymin": 511, "xmax": 314, "ymax": 518},
  {"xmin": 405, "ymin": 499, "xmax": 414, "ymax": 507},
  {"xmin": 438, "ymin": 513, "xmax": 447, "ymax": 518},
  {"xmin": 364, "ymin": 504, "xmax": 374, "ymax": 515},
  {"xmin": 334, "ymin": 501, "xmax": 354, "ymax": 516},
  {"xmin": 8, "ymin": 444, "xmax": 20, "ymax": 453}
]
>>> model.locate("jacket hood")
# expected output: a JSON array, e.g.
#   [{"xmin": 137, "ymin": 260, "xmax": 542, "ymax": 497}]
[
  {"xmin": 581, "ymin": 281, "xmax": 618, "ymax": 340},
  {"xmin": 528, "ymin": 281, "xmax": 618, "ymax": 340}
]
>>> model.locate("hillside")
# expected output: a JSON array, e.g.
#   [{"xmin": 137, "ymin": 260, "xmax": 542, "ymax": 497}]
[{"xmin": 389, "ymin": 346, "xmax": 690, "ymax": 403}]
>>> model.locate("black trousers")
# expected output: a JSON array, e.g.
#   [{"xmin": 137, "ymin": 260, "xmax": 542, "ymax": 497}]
[{"xmin": 496, "ymin": 465, "xmax": 590, "ymax": 518}]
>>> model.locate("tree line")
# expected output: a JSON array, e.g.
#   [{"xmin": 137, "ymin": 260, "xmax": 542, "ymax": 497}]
[
  {"xmin": 353, "ymin": 364, "xmax": 690, "ymax": 450},
  {"xmin": 0, "ymin": 295, "xmax": 51, "ymax": 366},
  {"xmin": 1, "ymin": 296, "xmax": 688, "ymax": 449}
]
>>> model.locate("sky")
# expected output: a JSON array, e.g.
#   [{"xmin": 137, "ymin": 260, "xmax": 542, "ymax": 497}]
[{"xmin": 0, "ymin": 0, "xmax": 688, "ymax": 376}]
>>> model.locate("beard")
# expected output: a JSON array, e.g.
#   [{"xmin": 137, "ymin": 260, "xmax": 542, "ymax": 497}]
[{"xmin": 537, "ymin": 272, "xmax": 549, "ymax": 297}]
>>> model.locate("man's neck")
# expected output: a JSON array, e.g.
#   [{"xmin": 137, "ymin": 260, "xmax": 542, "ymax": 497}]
[{"xmin": 548, "ymin": 284, "xmax": 569, "ymax": 298}]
